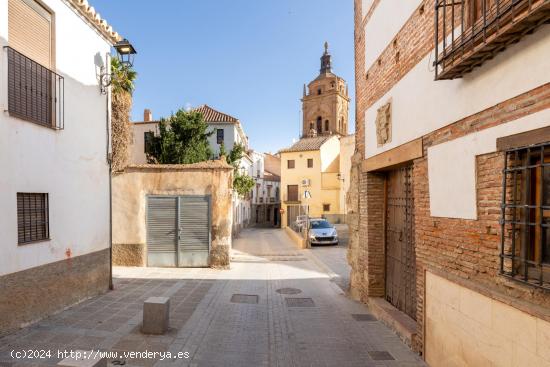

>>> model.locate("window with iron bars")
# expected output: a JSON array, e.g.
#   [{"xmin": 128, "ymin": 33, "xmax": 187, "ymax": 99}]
[
  {"xmin": 500, "ymin": 142, "xmax": 550, "ymax": 289},
  {"xmin": 17, "ymin": 193, "xmax": 50, "ymax": 244}
]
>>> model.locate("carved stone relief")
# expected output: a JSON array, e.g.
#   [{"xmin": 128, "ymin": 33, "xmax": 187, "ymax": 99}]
[{"xmin": 375, "ymin": 101, "xmax": 392, "ymax": 146}]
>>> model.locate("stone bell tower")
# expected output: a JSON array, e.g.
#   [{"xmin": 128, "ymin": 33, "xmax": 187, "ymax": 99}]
[{"xmin": 301, "ymin": 42, "xmax": 350, "ymax": 138}]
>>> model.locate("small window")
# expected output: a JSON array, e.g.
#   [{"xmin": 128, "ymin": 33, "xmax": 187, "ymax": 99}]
[
  {"xmin": 501, "ymin": 142, "xmax": 550, "ymax": 289},
  {"xmin": 216, "ymin": 129, "xmax": 224, "ymax": 144},
  {"xmin": 307, "ymin": 158, "xmax": 313, "ymax": 168},
  {"xmin": 144, "ymin": 131, "xmax": 154, "ymax": 154},
  {"xmin": 323, "ymin": 204, "xmax": 330, "ymax": 212},
  {"xmin": 325, "ymin": 120, "xmax": 329, "ymax": 131},
  {"xmin": 317, "ymin": 88, "xmax": 322, "ymax": 95},
  {"xmin": 17, "ymin": 193, "xmax": 49, "ymax": 244},
  {"xmin": 288, "ymin": 160, "xmax": 295, "ymax": 169}
]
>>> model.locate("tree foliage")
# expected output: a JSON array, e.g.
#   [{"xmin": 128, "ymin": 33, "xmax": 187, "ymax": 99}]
[
  {"xmin": 147, "ymin": 109, "xmax": 214, "ymax": 164},
  {"xmin": 110, "ymin": 58, "xmax": 137, "ymax": 95},
  {"xmin": 223, "ymin": 143, "xmax": 255, "ymax": 197},
  {"xmin": 233, "ymin": 171, "xmax": 255, "ymax": 197}
]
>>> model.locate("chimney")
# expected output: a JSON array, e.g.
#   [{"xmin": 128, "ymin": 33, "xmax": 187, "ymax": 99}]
[{"xmin": 144, "ymin": 109, "xmax": 153, "ymax": 122}]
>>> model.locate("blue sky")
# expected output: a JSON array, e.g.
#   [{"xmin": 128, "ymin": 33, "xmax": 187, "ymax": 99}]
[{"xmin": 92, "ymin": 0, "xmax": 355, "ymax": 153}]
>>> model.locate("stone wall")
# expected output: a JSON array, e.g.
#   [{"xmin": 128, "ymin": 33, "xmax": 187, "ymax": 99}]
[
  {"xmin": 112, "ymin": 160, "xmax": 234, "ymax": 268},
  {"xmin": 0, "ymin": 249, "xmax": 109, "ymax": 336}
]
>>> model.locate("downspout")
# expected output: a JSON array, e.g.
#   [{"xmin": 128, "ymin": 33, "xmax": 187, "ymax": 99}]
[{"xmin": 105, "ymin": 53, "xmax": 113, "ymax": 291}]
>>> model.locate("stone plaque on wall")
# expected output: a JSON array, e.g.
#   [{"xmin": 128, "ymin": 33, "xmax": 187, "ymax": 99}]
[{"xmin": 376, "ymin": 101, "xmax": 392, "ymax": 146}]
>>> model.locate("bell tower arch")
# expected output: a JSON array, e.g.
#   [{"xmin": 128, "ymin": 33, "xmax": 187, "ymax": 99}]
[{"xmin": 301, "ymin": 42, "xmax": 350, "ymax": 138}]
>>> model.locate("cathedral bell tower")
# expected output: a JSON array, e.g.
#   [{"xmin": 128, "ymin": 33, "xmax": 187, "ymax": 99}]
[{"xmin": 301, "ymin": 42, "xmax": 350, "ymax": 138}]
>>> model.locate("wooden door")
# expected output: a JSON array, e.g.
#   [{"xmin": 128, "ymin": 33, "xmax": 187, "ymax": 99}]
[{"xmin": 385, "ymin": 165, "xmax": 417, "ymax": 320}]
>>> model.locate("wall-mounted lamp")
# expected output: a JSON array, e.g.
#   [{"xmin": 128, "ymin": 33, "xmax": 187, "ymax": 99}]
[
  {"xmin": 114, "ymin": 39, "xmax": 137, "ymax": 67},
  {"xmin": 100, "ymin": 38, "xmax": 137, "ymax": 94}
]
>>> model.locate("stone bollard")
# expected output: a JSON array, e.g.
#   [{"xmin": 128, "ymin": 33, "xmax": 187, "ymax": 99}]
[
  {"xmin": 58, "ymin": 350, "xmax": 106, "ymax": 367},
  {"xmin": 142, "ymin": 296, "xmax": 170, "ymax": 334}
]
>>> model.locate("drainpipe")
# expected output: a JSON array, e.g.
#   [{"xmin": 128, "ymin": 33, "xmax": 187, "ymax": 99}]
[{"xmin": 105, "ymin": 53, "xmax": 113, "ymax": 291}]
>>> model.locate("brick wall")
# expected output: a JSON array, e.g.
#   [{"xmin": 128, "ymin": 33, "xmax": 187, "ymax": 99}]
[{"xmin": 353, "ymin": 1, "xmax": 550, "ymax": 356}]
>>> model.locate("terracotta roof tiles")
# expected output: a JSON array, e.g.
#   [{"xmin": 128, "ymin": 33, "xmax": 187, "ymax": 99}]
[
  {"xmin": 194, "ymin": 105, "xmax": 239, "ymax": 124},
  {"xmin": 279, "ymin": 135, "xmax": 335, "ymax": 153}
]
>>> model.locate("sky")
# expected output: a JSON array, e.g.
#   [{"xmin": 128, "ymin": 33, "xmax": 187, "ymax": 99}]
[{"xmin": 92, "ymin": 0, "xmax": 355, "ymax": 153}]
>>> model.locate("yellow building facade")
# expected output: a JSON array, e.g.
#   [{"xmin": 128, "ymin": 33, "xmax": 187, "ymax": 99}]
[{"xmin": 280, "ymin": 136, "xmax": 342, "ymax": 227}]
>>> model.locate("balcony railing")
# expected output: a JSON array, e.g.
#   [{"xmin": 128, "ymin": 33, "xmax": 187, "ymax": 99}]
[
  {"xmin": 5, "ymin": 47, "xmax": 64, "ymax": 129},
  {"xmin": 434, "ymin": 0, "xmax": 550, "ymax": 80}
]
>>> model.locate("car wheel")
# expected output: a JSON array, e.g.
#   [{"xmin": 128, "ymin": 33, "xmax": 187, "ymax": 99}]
[{"xmin": 334, "ymin": 241, "xmax": 339, "ymax": 246}]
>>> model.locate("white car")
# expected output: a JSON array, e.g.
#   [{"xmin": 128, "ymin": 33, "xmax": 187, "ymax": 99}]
[{"xmin": 308, "ymin": 218, "xmax": 338, "ymax": 245}]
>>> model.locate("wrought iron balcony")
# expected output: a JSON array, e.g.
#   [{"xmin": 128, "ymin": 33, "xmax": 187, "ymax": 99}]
[
  {"xmin": 5, "ymin": 46, "xmax": 64, "ymax": 129},
  {"xmin": 434, "ymin": 0, "xmax": 550, "ymax": 80}
]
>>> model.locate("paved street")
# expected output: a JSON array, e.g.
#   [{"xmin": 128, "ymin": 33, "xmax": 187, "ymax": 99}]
[
  {"xmin": 0, "ymin": 228, "xmax": 424, "ymax": 367},
  {"xmin": 308, "ymin": 224, "xmax": 351, "ymax": 292}
]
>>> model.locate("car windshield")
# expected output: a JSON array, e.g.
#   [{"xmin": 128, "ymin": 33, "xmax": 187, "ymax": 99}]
[{"xmin": 310, "ymin": 220, "xmax": 332, "ymax": 229}]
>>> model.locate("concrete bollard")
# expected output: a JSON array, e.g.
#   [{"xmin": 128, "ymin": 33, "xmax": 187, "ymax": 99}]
[
  {"xmin": 58, "ymin": 350, "xmax": 106, "ymax": 367},
  {"xmin": 142, "ymin": 296, "xmax": 170, "ymax": 334}
]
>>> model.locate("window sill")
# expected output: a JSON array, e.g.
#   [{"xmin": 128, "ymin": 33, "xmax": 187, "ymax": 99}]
[{"xmin": 18, "ymin": 238, "xmax": 51, "ymax": 246}]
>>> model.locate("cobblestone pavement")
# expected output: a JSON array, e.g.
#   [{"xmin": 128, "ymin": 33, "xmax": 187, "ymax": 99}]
[
  {"xmin": 307, "ymin": 224, "xmax": 351, "ymax": 292},
  {"xmin": 0, "ymin": 228, "xmax": 425, "ymax": 367}
]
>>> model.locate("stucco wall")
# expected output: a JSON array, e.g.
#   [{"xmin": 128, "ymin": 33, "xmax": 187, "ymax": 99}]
[
  {"xmin": 428, "ymin": 109, "xmax": 550, "ymax": 219},
  {"xmin": 0, "ymin": 0, "xmax": 111, "ymax": 276},
  {"xmin": 363, "ymin": 0, "xmax": 422, "ymax": 70},
  {"xmin": 112, "ymin": 161, "xmax": 233, "ymax": 268},
  {"xmin": 425, "ymin": 271, "xmax": 550, "ymax": 367}
]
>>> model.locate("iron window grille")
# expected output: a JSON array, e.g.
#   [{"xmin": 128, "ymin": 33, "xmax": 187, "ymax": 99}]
[
  {"xmin": 500, "ymin": 142, "xmax": 550, "ymax": 289},
  {"xmin": 307, "ymin": 158, "xmax": 313, "ymax": 168},
  {"xmin": 17, "ymin": 193, "xmax": 50, "ymax": 244},
  {"xmin": 434, "ymin": 0, "xmax": 550, "ymax": 80},
  {"xmin": 5, "ymin": 46, "xmax": 64, "ymax": 129},
  {"xmin": 288, "ymin": 160, "xmax": 295, "ymax": 169}
]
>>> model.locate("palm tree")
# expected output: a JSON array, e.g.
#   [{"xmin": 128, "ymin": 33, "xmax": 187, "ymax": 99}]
[
  {"xmin": 110, "ymin": 58, "xmax": 137, "ymax": 95},
  {"xmin": 110, "ymin": 58, "xmax": 137, "ymax": 171}
]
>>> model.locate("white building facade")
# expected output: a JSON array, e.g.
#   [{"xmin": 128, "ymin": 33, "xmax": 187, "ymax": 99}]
[
  {"xmin": 0, "ymin": 0, "xmax": 121, "ymax": 335},
  {"xmin": 250, "ymin": 151, "xmax": 281, "ymax": 226}
]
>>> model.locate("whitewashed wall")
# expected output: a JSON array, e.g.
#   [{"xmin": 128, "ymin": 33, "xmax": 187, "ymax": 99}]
[
  {"xmin": 0, "ymin": 0, "xmax": 112, "ymax": 276},
  {"xmin": 207, "ymin": 123, "xmax": 237, "ymax": 157},
  {"xmin": 363, "ymin": 24, "xmax": 550, "ymax": 160},
  {"xmin": 363, "ymin": 0, "xmax": 422, "ymax": 70},
  {"xmin": 429, "ymin": 109, "xmax": 550, "ymax": 219}
]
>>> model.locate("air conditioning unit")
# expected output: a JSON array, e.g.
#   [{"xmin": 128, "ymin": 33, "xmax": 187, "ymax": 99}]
[{"xmin": 301, "ymin": 179, "xmax": 311, "ymax": 186}]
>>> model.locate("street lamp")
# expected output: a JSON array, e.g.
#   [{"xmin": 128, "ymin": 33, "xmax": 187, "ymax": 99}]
[
  {"xmin": 99, "ymin": 38, "xmax": 137, "ymax": 94},
  {"xmin": 113, "ymin": 39, "xmax": 137, "ymax": 67}
]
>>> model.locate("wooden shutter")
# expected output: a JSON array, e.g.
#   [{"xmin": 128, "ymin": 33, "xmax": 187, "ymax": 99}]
[
  {"xmin": 288, "ymin": 185, "xmax": 298, "ymax": 202},
  {"xmin": 8, "ymin": 0, "xmax": 53, "ymax": 68}
]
